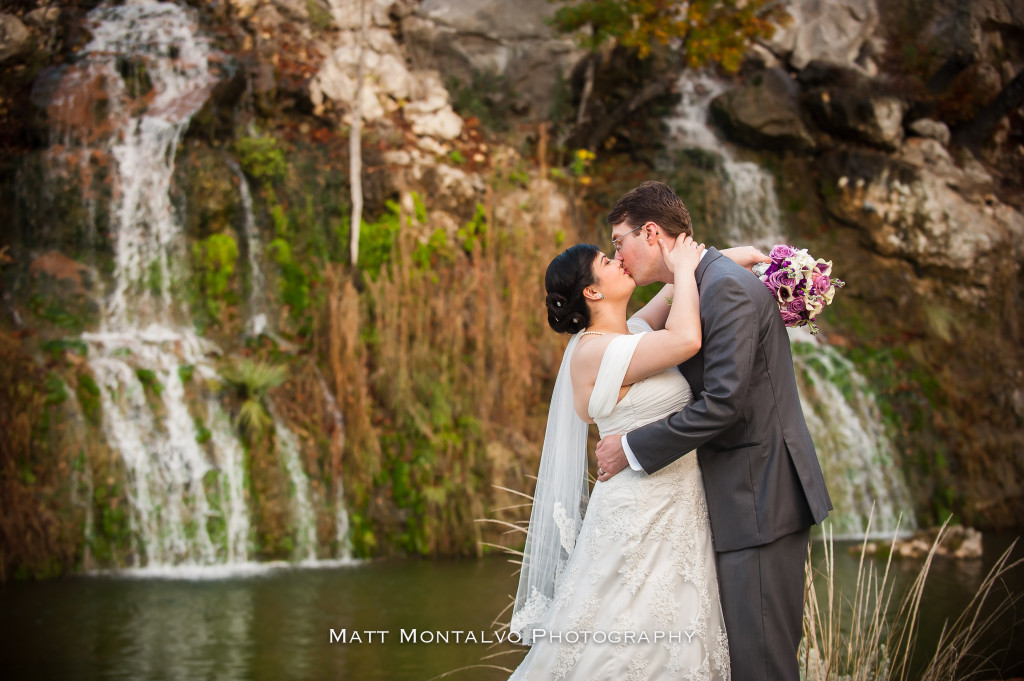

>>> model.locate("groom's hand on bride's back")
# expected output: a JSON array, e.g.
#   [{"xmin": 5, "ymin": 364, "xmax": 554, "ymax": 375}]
[{"xmin": 596, "ymin": 434, "xmax": 628, "ymax": 481}]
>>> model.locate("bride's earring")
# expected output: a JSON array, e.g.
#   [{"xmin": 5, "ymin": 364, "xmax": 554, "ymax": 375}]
[{"xmin": 595, "ymin": 293, "xmax": 604, "ymax": 300}]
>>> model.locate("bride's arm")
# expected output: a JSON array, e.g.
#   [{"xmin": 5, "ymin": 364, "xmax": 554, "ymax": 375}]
[
  {"xmin": 721, "ymin": 245, "xmax": 770, "ymax": 272},
  {"xmin": 630, "ymin": 284, "xmax": 675, "ymax": 331},
  {"xmin": 632, "ymin": 247, "xmax": 766, "ymax": 331},
  {"xmin": 571, "ymin": 236, "xmax": 702, "ymax": 406},
  {"xmin": 620, "ymin": 237, "xmax": 703, "ymax": 386}
]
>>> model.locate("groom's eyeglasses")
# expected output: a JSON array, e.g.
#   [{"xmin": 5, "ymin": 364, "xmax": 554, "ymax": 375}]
[{"xmin": 611, "ymin": 223, "xmax": 646, "ymax": 252}]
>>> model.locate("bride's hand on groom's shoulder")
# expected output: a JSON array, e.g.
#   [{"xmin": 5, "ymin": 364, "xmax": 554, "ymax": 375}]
[{"xmin": 660, "ymin": 235, "xmax": 704, "ymax": 275}]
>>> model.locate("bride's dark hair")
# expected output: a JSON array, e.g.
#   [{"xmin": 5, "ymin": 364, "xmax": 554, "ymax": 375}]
[{"xmin": 545, "ymin": 244, "xmax": 600, "ymax": 334}]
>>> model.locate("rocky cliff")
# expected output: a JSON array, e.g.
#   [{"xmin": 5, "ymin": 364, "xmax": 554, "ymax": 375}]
[{"xmin": 0, "ymin": 0, "xmax": 1021, "ymax": 577}]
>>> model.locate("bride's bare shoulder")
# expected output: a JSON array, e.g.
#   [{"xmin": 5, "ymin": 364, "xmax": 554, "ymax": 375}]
[{"xmin": 570, "ymin": 334, "xmax": 625, "ymax": 380}]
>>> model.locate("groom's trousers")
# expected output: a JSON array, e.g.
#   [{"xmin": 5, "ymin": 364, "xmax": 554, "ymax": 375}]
[{"xmin": 715, "ymin": 527, "xmax": 810, "ymax": 681}]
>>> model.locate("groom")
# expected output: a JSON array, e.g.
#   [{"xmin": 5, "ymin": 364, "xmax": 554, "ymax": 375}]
[{"xmin": 596, "ymin": 181, "xmax": 832, "ymax": 681}]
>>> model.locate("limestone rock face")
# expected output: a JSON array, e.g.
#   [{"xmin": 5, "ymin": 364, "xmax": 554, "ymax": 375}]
[
  {"xmin": 768, "ymin": 0, "xmax": 880, "ymax": 70},
  {"xmin": 907, "ymin": 118, "xmax": 952, "ymax": 146},
  {"xmin": 709, "ymin": 68, "xmax": 815, "ymax": 151},
  {"xmin": 402, "ymin": 0, "xmax": 580, "ymax": 119},
  {"xmin": 806, "ymin": 87, "xmax": 905, "ymax": 150},
  {"xmin": 820, "ymin": 144, "xmax": 1024, "ymax": 291},
  {"xmin": 0, "ymin": 13, "xmax": 31, "ymax": 65},
  {"xmin": 309, "ymin": 28, "xmax": 463, "ymax": 139}
]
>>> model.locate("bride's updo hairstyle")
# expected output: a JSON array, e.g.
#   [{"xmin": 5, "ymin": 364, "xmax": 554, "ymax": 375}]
[{"xmin": 545, "ymin": 244, "xmax": 601, "ymax": 334}]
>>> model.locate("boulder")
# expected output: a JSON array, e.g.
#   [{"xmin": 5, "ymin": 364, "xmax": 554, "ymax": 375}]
[
  {"xmin": 402, "ymin": 0, "xmax": 580, "ymax": 119},
  {"xmin": 709, "ymin": 68, "xmax": 815, "ymax": 152},
  {"xmin": 24, "ymin": 7, "xmax": 61, "ymax": 31},
  {"xmin": 326, "ymin": 0, "xmax": 403, "ymax": 30},
  {"xmin": 806, "ymin": 87, "xmax": 905, "ymax": 150},
  {"xmin": 768, "ymin": 0, "xmax": 880, "ymax": 71},
  {"xmin": 0, "ymin": 13, "xmax": 31, "ymax": 65},
  {"xmin": 908, "ymin": 118, "xmax": 951, "ymax": 146},
  {"xmin": 820, "ymin": 146, "xmax": 1024, "ymax": 293},
  {"xmin": 309, "ymin": 29, "xmax": 412, "ymax": 119},
  {"xmin": 411, "ymin": 163, "xmax": 485, "ymax": 218}
]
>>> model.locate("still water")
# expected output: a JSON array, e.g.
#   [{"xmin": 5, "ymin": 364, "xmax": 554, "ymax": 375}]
[{"xmin": 2, "ymin": 535, "xmax": 1022, "ymax": 681}]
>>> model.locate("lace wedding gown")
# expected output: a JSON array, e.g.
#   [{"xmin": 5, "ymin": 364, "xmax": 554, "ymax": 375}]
[{"xmin": 509, "ymin": 321, "xmax": 730, "ymax": 681}]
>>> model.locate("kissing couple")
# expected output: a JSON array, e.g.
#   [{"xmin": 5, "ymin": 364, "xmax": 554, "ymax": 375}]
[{"xmin": 508, "ymin": 181, "xmax": 833, "ymax": 681}]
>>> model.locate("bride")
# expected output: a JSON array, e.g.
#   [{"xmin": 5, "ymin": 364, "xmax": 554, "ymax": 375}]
[{"xmin": 508, "ymin": 236, "xmax": 762, "ymax": 680}]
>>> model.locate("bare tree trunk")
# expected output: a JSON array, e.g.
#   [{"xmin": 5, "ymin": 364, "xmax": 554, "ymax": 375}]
[
  {"xmin": 349, "ymin": 0, "xmax": 367, "ymax": 268},
  {"xmin": 575, "ymin": 54, "xmax": 595, "ymax": 127}
]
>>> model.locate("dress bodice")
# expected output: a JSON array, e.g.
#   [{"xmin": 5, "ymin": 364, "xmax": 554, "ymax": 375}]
[
  {"xmin": 594, "ymin": 366, "xmax": 692, "ymax": 439},
  {"xmin": 587, "ymin": 317, "xmax": 693, "ymax": 439}
]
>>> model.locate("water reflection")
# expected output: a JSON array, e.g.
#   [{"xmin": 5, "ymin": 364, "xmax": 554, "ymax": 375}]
[{"xmin": 2, "ymin": 541, "xmax": 1021, "ymax": 681}]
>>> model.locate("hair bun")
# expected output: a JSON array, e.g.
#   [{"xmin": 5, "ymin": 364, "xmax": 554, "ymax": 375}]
[
  {"xmin": 544, "ymin": 244, "xmax": 601, "ymax": 335},
  {"xmin": 546, "ymin": 292, "xmax": 569, "ymax": 316}
]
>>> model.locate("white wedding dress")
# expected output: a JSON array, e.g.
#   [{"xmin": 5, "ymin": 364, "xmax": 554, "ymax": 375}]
[{"xmin": 509, "ymin": 320, "xmax": 730, "ymax": 681}]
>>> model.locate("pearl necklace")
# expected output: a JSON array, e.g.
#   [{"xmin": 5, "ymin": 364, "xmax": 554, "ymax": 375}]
[{"xmin": 579, "ymin": 331, "xmax": 607, "ymax": 338}]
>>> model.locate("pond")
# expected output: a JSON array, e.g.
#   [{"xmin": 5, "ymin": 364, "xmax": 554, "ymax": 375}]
[{"xmin": 2, "ymin": 533, "xmax": 1022, "ymax": 681}]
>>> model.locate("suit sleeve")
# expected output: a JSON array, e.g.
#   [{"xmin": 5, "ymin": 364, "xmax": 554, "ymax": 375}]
[{"xmin": 628, "ymin": 273, "xmax": 759, "ymax": 473}]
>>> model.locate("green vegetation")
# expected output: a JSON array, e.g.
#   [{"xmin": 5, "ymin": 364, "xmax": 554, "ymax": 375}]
[
  {"xmin": 551, "ymin": 0, "xmax": 786, "ymax": 69},
  {"xmin": 192, "ymin": 233, "xmax": 239, "ymax": 321},
  {"xmin": 235, "ymin": 134, "xmax": 288, "ymax": 185},
  {"xmin": 219, "ymin": 358, "xmax": 288, "ymax": 440}
]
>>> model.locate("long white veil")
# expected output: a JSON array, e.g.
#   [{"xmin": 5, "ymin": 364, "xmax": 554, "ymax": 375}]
[{"xmin": 510, "ymin": 331, "xmax": 589, "ymax": 644}]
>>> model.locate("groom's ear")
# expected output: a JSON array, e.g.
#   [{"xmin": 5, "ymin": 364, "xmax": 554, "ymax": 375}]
[{"xmin": 643, "ymin": 222, "xmax": 659, "ymax": 243}]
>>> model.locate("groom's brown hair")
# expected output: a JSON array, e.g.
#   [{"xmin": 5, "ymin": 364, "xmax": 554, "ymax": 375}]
[{"xmin": 606, "ymin": 181, "xmax": 693, "ymax": 238}]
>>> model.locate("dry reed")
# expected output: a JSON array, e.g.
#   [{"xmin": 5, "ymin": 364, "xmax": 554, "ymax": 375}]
[{"xmin": 318, "ymin": 178, "xmax": 578, "ymax": 556}]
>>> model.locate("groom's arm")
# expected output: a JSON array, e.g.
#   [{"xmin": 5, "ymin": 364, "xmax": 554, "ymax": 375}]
[{"xmin": 623, "ymin": 273, "xmax": 760, "ymax": 474}]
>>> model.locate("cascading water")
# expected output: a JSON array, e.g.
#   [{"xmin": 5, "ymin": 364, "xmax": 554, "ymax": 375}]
[
  {"xmin": 230, "ymin": 159, "xmax": 268, "ymax": 338},
  {"xmin": 317, "ymin": 373, "xmax": 353, "ymax": 558},
  {"xmin": 267, "ymin": 406, "xmax": 319, "ymax": 563},
  {"xmin": 41, "ymin": 1, "xmax": 350, "ymax": 570},
  {"xmin": 664, "ymin": 73, "xmax": 784, "ymax": 248},
  {"xmin": 664, "ymin": 72, "xmax": 916, "ymax": 538},
  {"xmin": 790, "ymin": 333, "xmax": 916, "ymax": 538}
]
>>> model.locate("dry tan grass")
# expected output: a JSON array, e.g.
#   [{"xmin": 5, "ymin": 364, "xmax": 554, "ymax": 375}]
[{"xmin": 802, "ymin": 515, "xmax": 1023, "ymax": 681}]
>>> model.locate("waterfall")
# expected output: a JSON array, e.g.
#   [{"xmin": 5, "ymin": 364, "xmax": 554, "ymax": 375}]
[
  {"xmin": 790, "ymin": 332, "xmax": 916, "ymax": 538},
  {"xmin": 664, "ymin": 72, "xmax": 916, "ymax": 538},
  {"xmin": 229, "ymin": 159, "xmax": 269, "ymax": 337},
  {"xmin": 82, "ymin": 1, "xmax": 217, "ymax": 329},
  {"xmin": 664, "ymin": 73, "xmax": 784, "ymax": 248},
  {"xmin": 268, "ymin": 408, "xmax": 319, "ymax": 563},
  {"xmin": 32, "ymin": 1, "xmax": 350, "ymax": 571},
  {"xmin": 317, "ymin": 372, "xmax": 353, "ymax": 559}
]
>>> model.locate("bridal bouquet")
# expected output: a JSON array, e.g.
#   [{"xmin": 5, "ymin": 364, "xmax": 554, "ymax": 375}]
[{"xmin": 752, "ymin": 245, "xmax": 844, "ymax": 335}]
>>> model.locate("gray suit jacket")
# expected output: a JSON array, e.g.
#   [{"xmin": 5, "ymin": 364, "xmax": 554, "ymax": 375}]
[{"xmin": 628, "ymin": 248, "xmax": 832, "ymax": 552}]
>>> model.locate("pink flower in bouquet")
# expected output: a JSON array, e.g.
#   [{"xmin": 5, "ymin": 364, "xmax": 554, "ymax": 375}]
[
  {"xmin": 770, "ymin": 244, "xmax": 797, "ymax": 259},
  {"xmin": 754, "ymin": 244, "xmax": 844, "ymax": 334}
]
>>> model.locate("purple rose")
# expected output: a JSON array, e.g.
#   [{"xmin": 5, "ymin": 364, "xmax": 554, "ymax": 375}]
[
  {"xmin": 787, "ymin": 297, "xmax": 807, "ymax": 315},
  {"xmin": 766, "ymin": 270, "xmax": 796, "ymax": 293},
  {"xmin": 780, "ymin": 309, "xmax": 802, "ymax": 326},
  {"xmin": 813, "ymin": 275, "xmax": 832, "ymax": 296},
  {"xmin": 770, "ymin": 244, "xmax": 797, "ymax": 260}
]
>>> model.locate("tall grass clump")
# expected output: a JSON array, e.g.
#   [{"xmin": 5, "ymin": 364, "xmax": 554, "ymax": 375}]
[
  {"xmin": 474, "ymin": 501, "xmax": 1023, "ymax": 679},
  {"xmin": 802, "ymin": 517, "xmax": 1023, "ymax": 681},
  {"xmin": 319, "ymin": 182, "xmax": 577, "ymax": 557}
]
